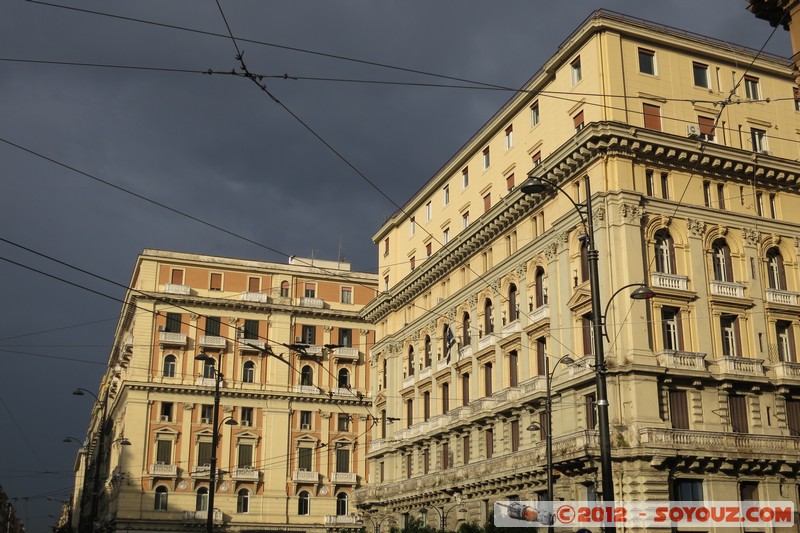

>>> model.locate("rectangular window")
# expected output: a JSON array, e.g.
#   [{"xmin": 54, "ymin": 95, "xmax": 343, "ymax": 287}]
[
  {"xmin": 384, "ymin": 276, "xmax": 389, "ymax": 291},
  {"xmin": 243, "ymin": 319, "xmax": 258, "ymax": 340},
  {"xmin": 410, "ymin": 256, "xmax": 416, "ymax": 270},
  {"xmin": 582, "ymin": 315, "xmax": 593, "ymax": 356},
  {"xmin": 425, "ymin": 242, "xmax": 432, "ymax": 257},
  {"xmin": 462, "ymin": 168, "xmax": 469, "ymax": 189},
  {"xmin": 573, "ymin": 110, "xmax": 585, "ymax": 132},
  {"xmin": 703, "ymin": 181, "xmax": 712, "ymax": 207},
  {"xmin": 462, "ymin": 211, "xmax": 469, "ymax": 229},
  {"xmin": 638, "ymin": 48, "xmax": 656, "ymax": 75},
  {"xmin": 537, "ymin": 338, "xmax": 547, "ymax": 376},
  {"xmin": 645, "ymin": 170, "xmax": 654, "ymax": 196},
  {"xmin": 300, "ymin": 410, "xmax": 311, "ymax": 429},
  {"xmin": 238, "ymin": 443, "xmax": 253, "ymax": 468},
  {"xmin": 786, "ymin": 399, "xmax": 800, "ymax": 436},
  {"xmin": 740, "ymin": 481, "xmax": 759, "ymax": 502},
  {"xmin": 409, "ymin": 216, "xmax": 416, "ymax": 236},
  {"xmin": 506, "ymin": 173, "xmax": 515, "ymax": 191},
  {"xmin": 505, "ymin": 125, "xmax": 514, "ymax": 150},
  {"xmin": 209, "ymin": 272, "xmax": 222, "ymax": 291},
  {"xmin": 341, "ymin": 287, "xmax": 352, "ymax": 304},
  {"xmin": 241, "ymin": 407, "xmax": 253, "ymax": 427},
  {"xmin": 443, "ymin": 184, "xmax": 450, "ymax": 206},
  {"xmin": 247, "ymin": 277, "xmax": 260, "ymax": 292},
  {"xmin": 485, "ymin": 428, "xmax": 494, "ymax": 458},
  {"xmin": 673, "ymin": 479, "xmax": 703, "ymax": 502},
  {"xmin": 170, "ymin": 269, "xmax": 184, "ymax": 285},
  {"xmin": 406, "ymin": 454, "xmax": 412, "ymax": 479},
  {"xmin": 660, "ymin": 172, "xmax": 670, "ymax": 200},
  {"xmin": 298, "ymin": 447, "xmax": 312, "ymax": 471},
  {"xmin": 205, "ymin": 316, "xmax": 220, "ymax": 337},
  {"xmin": 661, "ymin": 307, "xmax": 683, "ymax": 351},
  {"xmin": 698, "ymin": 115, "xmax": 716, "ymax": 142},
  {"xmin": 531, "ymin": 101, "xmax": 540, "ymax": 126},
  {"xmin": 776, "ymin": 321, "xmax": 795, "ymax": 362},
  {"xmin": 585, "ymin": 393, "xmax": 597, "ymax": 428},
  {"xmin": 643, "ymin": 103, "xmax": 661, "ymax": 131},
  {"xmin": 744, "ymin": 75, "xmax": 760, "ymax": 99},
  {"xmin": 338, "ymin": 413, "xmax": 350, "ymax": 432},
  {"xmin": 463, "ymin": 434, "xmax": 471, "ymax": 464},
  {"xmin": 462, "ymin": 373, "xmax": 470, "ymax": 406},
  {"xmin": 484, "ymin": 363, "xmax": 492, "ymax": 397},
  {"xmin": 756, "ymin": 191, "xmax": 764, "ymax": 217},
  {"xmin": 692, "ymin": 62, "xmax": 710, "ymax": 88},
  {"xmin": 198, "ymin": 441, "xmax": 212, "ymax": 467},
  {"xmin": 423, "ymin": 392, "xmax": 430, "ymax": 421},
  {"xmin": 769, "ymin": 193, "xmax": 777, "ymax": 218},
  {"xmin": 669, "ymin": 390, "xmax": 690, "ymax": 429},
  {"xmin": 728, "ymin": 394, "xmax": 749, "ymax": 433},
  {"xmin": 482, "ymin": 147, "xmax": 490, "ymax": 169},
  {"xmin": 751, "ymin": 128, "xmax": 768, "ymax": 153},
  {"xmin": 442, "ymin": 442, "xmax": 450, "ymax": 469},
  {"xmin": 338, "ymin": 328, "xmax": 352, "ymax": 347},
  {"xmin": 510, "ymin": 420, "xmax": 520, "ymax": 452},
  {"xmin": 570, "ymin": 57, "xmax": 582, "ymax": 85},
  {"xmin": 508, "ymin": 351, "xmax": 518, "ymax": 388},
  {"xmin": 165, "ymin": 312, "xmax": 181, "ymax": 333},
  {"xmin": 483, "ymin": 193, "xmax": 491, "ymax": 212},
  {"xmin": 423, "ymin": 448, "xmax": 430, "ymax": 474},
  {"xmin": 304, "ymin": 283, "xmax": 316, "ymax": 298},
  {"xmin": 443, "ymin": 228, "xmax": 450, "ymax": 244},
  {"xmin": 160, "ymin": 402, "xmax": 173, "ymax": 422},
  {"xmin": 383, "ymin": 238, "xmax": 389, "ymax": 256},
  {"xmin": 156, "ymin": 439, "xmax": 172, "ymax": 464},
  {"xmin": 532, "ymin": 151, "xmax": 542, "ymax": 166},
  {"xmin": 301, "ymin": 325, "xmax": 316, "ymax": 345},
  {"xmin": 720, "ymin": 315, "xmax": 741, "ymax": 358},
  {"xmin": 425, "ymin": 202, "xmax": 432, "ymax": 221},
  {"xmin": 336, "ymin": 448, "xmax": 350, "ymax": 472},
  {"xmin": 201, "ymin": 404, "xmax": 213, "ymax": 423},
  {"xmin": 406, "ymin": 399, "xmax": 413, "ymax": 428},
  {"xmin": 717, "ymin": 183, "xmax": 726, "ymax": 210}
]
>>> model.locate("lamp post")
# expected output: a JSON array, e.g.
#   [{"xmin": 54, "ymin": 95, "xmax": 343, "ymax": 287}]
[
  {"xmin": 521, "ymin": 175, "xmax": 654, "ymax": 531},
  {"xmin": 527, "ymin": 354, "xmax": 574, "ymax": 504},
  {"xmin": 194, "ymin": 352, "xmax": 229, "ymax": 533},
  {"xmin": 73, "ymin": 387, "xmax": 109, "ymax": 533},
  {"xmin": 420, "ymin": 504, "xmax": 465, "ymax": 533}
]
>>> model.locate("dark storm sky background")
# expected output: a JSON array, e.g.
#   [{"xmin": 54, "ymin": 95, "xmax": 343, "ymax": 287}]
[{"xmin": 0, "ymin": 1, "xmax": 789, "ymax": 530}]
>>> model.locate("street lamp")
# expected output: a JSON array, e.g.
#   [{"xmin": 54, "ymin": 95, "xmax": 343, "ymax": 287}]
[
  {"xmin": 73, "ymin": 387, "xmax": 109, "ymax": 533},
  {"xmin": 420, "ymin": 504, "xmax": 465, "ymax": 532},
  {"xmin": 194, "ymin": 353, "xmax": 239, "ymax": 533},
  {"xmin": 526, "ymin": 354, "xmax": 574, "ymax": 504},
  {"xmin": 521, "ymin": 175, "xmax": 654, "ymax": 531}
]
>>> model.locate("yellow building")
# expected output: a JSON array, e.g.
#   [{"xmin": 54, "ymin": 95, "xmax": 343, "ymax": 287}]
[
  {"xmin": 74, "ymin": 249, "xmax": 377, "ymax": 532},
  {"xmin": 358, "ymin": 9, "xmax": 800, "ymax": 529}
]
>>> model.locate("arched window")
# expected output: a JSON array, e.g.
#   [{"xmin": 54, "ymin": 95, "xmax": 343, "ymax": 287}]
[
  {"xmin": 202, "ymin": 358, "xmax": 216, "ymax": 379},
  {"xmin": 407, "ymin": 346, "xmax": 415, "ymax": 376},
  {"xmin": 534, "ymin": 267, "xmax": 546, "ymax": 308},
  {"xmin": 300, "ymin": 365, "xmax": 313, "ymax": 386},
  {"xmin": 196, "ymin": 488, "xmax": 209, "ymax": 511},
  {"xmin": 242, "ymin": 361, "xmax": 255, "ymax": 383},
  {"xmin": 338, "ymin": 368, "xmax": 350, "ymax": 388},
  {"xmin": 280, "ymin": 281, "xmax": 290, "ymax": 298},
  {"xmin": 237, "ymin": 489, "xmax": 250, "ymax": 513},
  {"xmin": 766, "ymin": 247, "xmax": 786, "ymax": 290},
  {"xmin": 462, "ymin": 312, "xmax": 471, "ymax": 346},
  {"xmin": 163, "ymin": 355, "xmax": 176, "ymax": 378},
  {"xmin": 484, "ymin": 299, "xmax": 494, "ymax": 334},
  {"xmin": 654, "ymin": 229, "xmax": 676, "ymax": 274},
  {"xmin": 298, "ymin": 490, "xmax": 310, "ymax": 515},
  {"xmin": 712, "ymin": 239, "xmax": 733, "ymax": 282},
  {"xmin": 580, "ymin": 238, "xmax": 590, "ymax": 282},
  {"xmin": 336, "ymin": 492, "xmax": 348, "ymax": 516},
  {"xmin": 154, "ymin": 486, "xmax": 168, "ymax": 511},
  {"xmin": 424, "ymin": 336, "xmax": 432, "ymax": 366},
  {"xmin": 508, "ymin": 284, "xmax": 518, "ymax": 322}
]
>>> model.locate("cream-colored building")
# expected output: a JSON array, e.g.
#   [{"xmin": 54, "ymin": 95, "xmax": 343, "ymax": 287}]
[
  {"xmin": 74, "ymin": 250, "xmax": 377, "ymax": 532},
  {"xmin": 357, "ymin": 10, "xmax": 800, "ymax": 530}
]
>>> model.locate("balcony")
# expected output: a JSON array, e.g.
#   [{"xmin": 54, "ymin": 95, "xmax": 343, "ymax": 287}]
[
  {"xmin": 418, "ymin": 366, "xmax": 432, "ymax": 380},
  {"xmin": 520, "ymin": 375, "xmax": 545, "ymax": 394},
  {"xmin": 368, "ymin": 439, "xmax": 388, "ymax": 454},
  {"xmin": 295, "ymin": 385, "xmax": 321, "ymax": 395},
  {"xmin": 196, "ymin": 377, "xmax": 216, "ymax": 387},
  {"xmin": 183, "ymin": 509, "xmax": 222, "ymax": 522},
  {"xmin": 333, "ymin": 347, "xmax": 359, "ymax": 361},
  {"xmin": 458, "ymin": 344, "xmax": 473, "ymax": 360},
  {"xmin": 530, "ymin": 304, "xmax": 550, "ymax": 325},
  {"xmin": 330, "ymin": 472, "xmax": 357, "ymax": 484},
  {"xmin": 651, "ymin": 272, "xmax": 689, "ymax": 291},
  {"xmin": 149, "ymin": 463, "xmax": 177, "ymax": 477},
  {"xmin": 710, "ymin": 280, "xmax": 746, "ymax": 299},
  {"xmin": 232, "ymin": 467, "xmax": 260, "ymax": 481},
  {"xmin": 655, "ymin": 350, "xmax": 707, "ymax": 371},
  {"xmin": 478, "ymin": 333, "xmax": 497, "ymax": 351},
  {"xmin": 159, "ymin": 331, "xmax": 187, "ymax": 346},
  {"xmin": 242, "ymin": 291, "xmax": 269, "ymax": 303},
  {"xmin": 164, "ymin": 283, "xmax": 191, "ymax": 295},
  {"xmin": 769, "ymin": 361, "xmax": 800, "ymax": 382},
  {"xmin": 299, "ymin": 297, "xmax": 324, "ymax": 308},
  {"xmin": 402, "ymin": 375, "xmax": 415, "ymax": 389},
  {"xmin": 437, "ymin": 357, "xmax": 450, "ymax": 371},
  {"xmin": 199, "ymin": 335, "xmax": 226, "ymax": 349},
  {"xmin": 502, "ymin": 320, "xmax": 521, "ymax": 337},
  {"xmin": 303, "ymin": 345, "xmax": 323, "ymax": 357},
  {"xmin": 712, "ymin": 356, "xmax": 764, "ymax": 376},
  {"xmin": 639, "ymin": 427, "xmax": 800, "ymax": 454},
  {"xmin": 325, "ymin": 515, "xmax": 360, "ymax": 526},
  {"xmin": 293, "ymin": 470, "xmax": 319, "ymax": 483},
  {"xmin": 239, "ymin": 339, "xmax": 267, "ymax": 353},
  {"xmin": 191, "ymin": 465, "xmax": 211, "ymax": 478},
  {"xmin": 766, "ymin": 288, "xmax": 799, "ymax": 306}
]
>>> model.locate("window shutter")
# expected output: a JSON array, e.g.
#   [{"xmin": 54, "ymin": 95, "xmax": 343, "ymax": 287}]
[
  {"xmin": 733, "ymin": 318, "xmax": 743, "ymax": 359},
  {"xmin": 238, "ymin": 444, "xmax": 253, "ymax": 468},
  {"xmin": 698, "ymin": 116, "xmax": 715, "ymax": 136},
  {"xmin": 156, "ymin": 440, "xmax": 172, "ymax": 464},
  {"xmin": 789, "ymin": 325, "xmax": 797, "ymax": 363},
  {"xmin": 777, "ymin": 253, "xmax": 787, "ymax": 290},
  {"xmin": 198, "ymin": 442, "xmax": 212, "ymax": 466},
  {"xmin": 573, "ymin": 110, "xmax": 584, "ymax": 129},
  {"xmin": 643, "ymin": 104, "xmax": 661, "ymax": 130},
  {"xmin": 667, "ymin": 235, "xmax": 677, "ymax": 273},
  {"xmin": 728, "ymin": 395, "xmax": 749, "ymax": 433},
  {"xmin": 724, "ymin": 245, "xmax": 734, "ymax": 281},
  {"xmin": 786, "ymin": 399, "xmax": 800, "ymax": 436},
  {"xmin": 675, "ymin": 309, "xmax": 685, "ymax": 351},
  {"xmin": 582, "ymin": 316, "xmax": 592, "ymax": 356},
  {"xmin": 248, "ymin": 277, "xmax": 259, "ymax": 292},
  {"xmin": 210, "ymin": 273, "xmax": 222, "ymax": 290},
  {"xmin": 668, "ymin": 390, "xmax": 689, "ymax": 429},
  {"xmin": 171, "ymin": 269, "xmax": 183, "ymax": 284}
]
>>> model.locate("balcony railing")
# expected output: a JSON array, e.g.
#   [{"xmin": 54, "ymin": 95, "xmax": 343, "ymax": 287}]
[
  {"xmin": 368, "ymin": 439, "xmax": 388, "ymax": 454},
  {"xmin": 769, "ymin": 361, "xmax": 800, "ymax": 381},
  {"xmin": 710, "ymin": 280, "xmax": 746, "ymax": 298},
  {"xmin": 164, "ymin": 283, "xmax": 191, "ymax": 295},
  {"xmin": 149, "ymin": 464, "xmax": 177, "ymax": 477},
  {"xmin": 196, "ymin": 377, "xmax": 216, "ymax": 387},
  {"xmin": 242, "ymin": 291, "xmax": 269, "ymax": 303},
  {"xmin": 199, "ymin": 335, "xmax": 226, "ymax": 348},
  {"xmin": 295, "ymin": 385, "xmax": 321, "ymax": 395},
  {"xmin": 330, "ymin": 472, "xmax": 358, "ymax": 484},
  {"xmin": 502, "ymin": 320, "xmax": 521, "ymax": 337},
  {"xmin": 713, "ymin": 356, "xmax": 764, "ymax": 376},
  {"xmin": 239, "ymin": 339, "xmax": 266, "ymax": 352},
  {"xmin": 325, "ymin": 515, "xmax": 360, "ymax": 525},
  {"xmin": 304, "ymin": 345, "xmax": 323, "ymax": 357},
  {"xmin": 458, "ymin": 345, "xmax": 473, "ymax": 360},
  {"xmin": 478, "ymin": 333, "xmax": 497, "ymax": 351},
  {"xmin": 530, "ymin": 304, "xmax": 550, "ymax": 325},
  {"xmin": 299, "ymin": 297, "xmax": 324, "ymax": 308},
  {"xmin": 190, "ymin": 465, "xmax": 211, "ymax": 478},
  {"xmin": 183, "ymin": 509, "xmax": 222, "ymax": 522},
  {"xmin": 159, "ymin": 331, "xmax": 187, "ymax": 346},
  {"xmin": 418, "ymin": 366, "xmax": 432, "ymax": 380},
  {"xmin": 402, "ymin": 375, "xmax": 415, "ymax": 389},
  {"xmin": 766, "ymin": 288, "xmax": 799, "ymax": 306},
  {"xmin": 232, "ymin": 467, "xmax": 260, "ymax": 481},
  {"xmin": 437, "ymin": 357, "xmax": 449, "ymax": 371},
  {"xmin": 333, "ymin": 347, "xmax": 359, "ymax": 361},
  {"xmin": 651, "ymin": 272, "xmax": 689, "ymax": 291},
  {"xmin": 293, "ymin": 470, "xmax": 319, "ymax": 483},
  {"xmin": 655, "ymin": 350, "xmax": 707, "ymax": 371},
  {"xmin": 640, "ymin": 427, "xmax": 800, "ymax": 453}
]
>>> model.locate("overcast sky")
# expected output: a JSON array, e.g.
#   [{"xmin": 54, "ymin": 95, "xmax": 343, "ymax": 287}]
[{"xmin": 0, "ymin": 1, "xmax": 790, "ymax": 530}]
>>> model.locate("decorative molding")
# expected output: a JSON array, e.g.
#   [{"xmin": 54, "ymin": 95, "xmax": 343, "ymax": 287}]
[
  {"xmin": 324, "ymin": 325, "xmax": 333, "ymax": 332},
  {"xmin": 593, "ymin": 205, "xmax": 606, "ymax": 224},
  {"xmin": 190, "ymin": 313, "xmax": 200, "ymax": 322},
  {"xmin": 544, "ymin": 242, "xmax": 559, "ymax": 261},
  {"xmin": 619, "ymin": 203, "xmax": 643, "ymax": 225},
  {"xmin": 742, "ymin": 227, "xmax": 759, "ymax": 246},
  {"xmin": 686, "ymin": 218, "xmax": 706, "ymax": 238}
]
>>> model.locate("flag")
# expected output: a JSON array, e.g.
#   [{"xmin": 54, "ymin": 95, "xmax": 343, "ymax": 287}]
[{"xmin": 445, "ymin": 324, "xmax": 457, "ymax": 363}]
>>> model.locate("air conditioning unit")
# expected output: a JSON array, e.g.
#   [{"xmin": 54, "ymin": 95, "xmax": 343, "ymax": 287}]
[
  {"xmin": 241, "ymin": 420, "xmax": 251, "ymax": 427},
  {"xmin": 201, "ymin": 417, "xmax": 211, "ymax": 424},
  {"xmin": 301, "ymin": 423, "xmax": 311, "ymax": 430},
  {"xmin": 160, "ymin": 415, "xmax": 170, "ymax": 422},
  {"xmin": 686, "ymin": 124, "xmax": 701, "ymax": 137}
]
